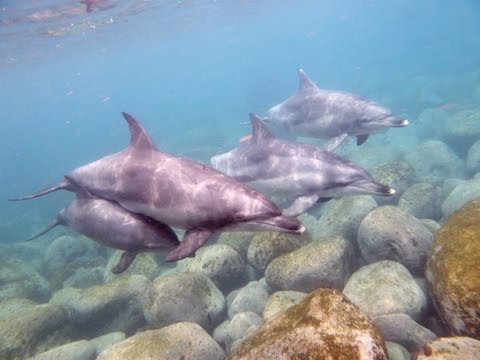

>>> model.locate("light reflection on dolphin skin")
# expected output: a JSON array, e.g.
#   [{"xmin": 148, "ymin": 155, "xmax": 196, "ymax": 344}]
[
  {"xmin": 11, "ymin": 112, "xmax": 304, "ymax": 262},
  {"xmin": 267, "ymin": 69, "xmax": 408, "ymax": 151},
  {"xmin": 210, "ymin": 114, "xmax": 394, "ymax": 217}
]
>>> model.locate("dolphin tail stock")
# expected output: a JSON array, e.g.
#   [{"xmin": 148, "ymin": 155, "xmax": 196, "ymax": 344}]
[
  {"xmin": 8, "ymin": 179, "xmax": 70, "ymax": 201},
  {"xmin": 25, "ymin": 220, "xmax": 61, "ymax": 241}
]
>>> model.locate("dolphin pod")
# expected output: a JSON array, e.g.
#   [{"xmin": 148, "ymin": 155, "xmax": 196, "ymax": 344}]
[
  {"xmin": 211, "ymin": 114, "xmax": 394, "ymax": 216},
  {"xmin": 267, "ymin": 69, "xmax": 408, "ymax": 151},
  {"xmin": 11, "ymin": 112, "xmax": 304, "ymax": 269}
]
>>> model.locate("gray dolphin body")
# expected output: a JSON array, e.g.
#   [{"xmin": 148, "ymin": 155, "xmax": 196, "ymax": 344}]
[
  {"xmin": 11, "ymin": 112, "xmax": 304, "ymax": 261},
  {"xmin": 210, "ymin": 114, "xmax": 395, "ymax": 217},
  {"xmin": 28, "ymin": 178, "xmax": 180, "ymax": 273},
  {"xmin": 267, "ymin": 69, "xmax": 408, "ymax": 151}
]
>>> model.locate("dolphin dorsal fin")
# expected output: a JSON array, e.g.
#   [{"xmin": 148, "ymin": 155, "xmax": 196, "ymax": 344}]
[
  {"xmin": 121, "ymin": 112, "xmax": 158, "ymax": 152},
  {"xmin": 249, "ymin": 113, "xmax": 276, "ymax": 143},
  {"xmin": 64, "ymin": 175, "xmax": 93, "ymax": 199},
  {"xmin": 297, "ymin": 69, "xmax": 318, "ymax": 92}
]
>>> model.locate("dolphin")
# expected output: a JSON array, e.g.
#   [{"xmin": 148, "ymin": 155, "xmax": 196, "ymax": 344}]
[
  {"xmin": 267, "ymin": 69, "xmax": 409, "ymax": 151},
  {"xmin": 27, "ymin": 176, "xmax": 180, "ymax": 273},
  {"xmin": 10, "ymin": 112, "xmax": 304, "ymax": 261},
  {"xmin": 210, "ymin": 114, "xmax": 395, "ymax": 217}
]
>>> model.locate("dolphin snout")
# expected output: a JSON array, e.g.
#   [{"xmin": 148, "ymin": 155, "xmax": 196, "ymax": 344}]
[{"xmin": 388, "ymin": 117, "xmax": 409, "ymax": 127}]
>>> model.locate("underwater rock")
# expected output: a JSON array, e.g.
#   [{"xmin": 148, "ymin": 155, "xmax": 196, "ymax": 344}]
[
  {"xmin": 50, "ymin": 274, "xmax": 149, "ymax": 337},
  {"xmin": 420, "ymin": 219, "xmax": 441, "ymax": 233},
  {"xmin": 0, "ymin": 303, "xmax": 72, "ymax": 360},
  {"xmin": 415, "ymin": 336, "xmax": 480, "ymax": 359},
  {"xmin": 43, "ymin": 235, "xmax": 107, "ymax": 288},
  {"xmin": 26, "ymin": 340, "xmax": 96, "ymax": 360},
  {"xmin": 0, "ymin": 297, "xmax": 37, "ymax": 321},
  {"xmin": 265, "ymin": 236, "xmax": 353, "ymax": 292},
  {"xmin": 62, "ymin": 266, "xmax": 104, "ymax": 289},
  {"xmin": 89, "ymin": 332, "xmax": 126, "ymax": 356},
  {"xmin": 373, "ymin": 313, "xmax": 436, "ymax": 352},
  {"xmin": 142, "ymin": 271, "xmax": 225, "ymax": 332},
  {"xmin": 176, "ymin": 244, "xmax": 246, "ymax": 293},
  {"xmin": 104, "ymin": 251, "xmax": 160, "ymax": 282},
  {"xmin": 229, "ymin": 288, "xmax": 387, "ymax": 360},
  {"xmin": 0, "ymin": 256, "xmax": 51, "ymax": 303},
  {"xmin": 441, "ymin": 108, "xmax": 480, "ymax": 156},
  {"xmin": 466, "ymin": 139, "xmax": 480, "ymax": 174},
  {"xmin": 228, "ymin": 281, "xmax": 269, "ymax": 319},
  {"xmin": 262, "ymin": 290, "xmax": 307, "ymax": 321},
  {"xmin": 358, "ymin": 206, "xmax": 433, "ymax": 275},
  {"xmin": 246, "ymin": 232, "xmax": 310, "ymax": 273},
  {"xmin": 217, "ymin": 232, "xmax": 255, "ymax": 260},
  {"xmin": 385, "ymin": 341, "xmax": 410, "ymax": 360},
  {"xmin": 96, "ymin": 322, "xmax": 226, "ymax": 360},
  {"xmin": 442, "ymin": 178, "xmax": 467, "ymax": 197},
  {"xmin": 343, "ymin": 260, "xmax": 428, "ymax": 321},
  {"xmin": 397, "ymin": 182, "xmax": 443, "ymax": 220},
  {"xmin": 369, "ymin": 160, "xmax": 416, "ymax": 205},
  {"xmin": 426, "ymin": 197, "xmax": 480, "ymax": 338},
  {"xmin": 213, "ymin": 311, "xmax": 263, "ymax": 353},
  {"xmin": 403, "ymin": 140, "xmax": 466, "ymax": 185},
  {"xmin": 415, "ymin": 108, "xmax": 448, "ymax": 140},
  {"xmin": 315, "ymin": 195, "xmax": 378, "ymax": 246},
  {"xmin": 441, "ymin": 177, "xmax": 480, "ymax": 218}
]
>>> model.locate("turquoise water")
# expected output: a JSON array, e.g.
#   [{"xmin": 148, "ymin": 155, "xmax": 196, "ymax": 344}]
[{"xmin": 0, "ymin": 2, "xmax": 479, "ymax": 236}]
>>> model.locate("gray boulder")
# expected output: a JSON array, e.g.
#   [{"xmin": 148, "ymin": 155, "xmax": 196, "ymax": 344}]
[
  {"xmin": 43, "ymin": 235, "xmax": 106, "ymax": 288},
  {"xmin": 142, "ymin": 272, "xmax": 225, "ymax": 332},
  {"xmin": 177, "ymin": 244, "xmax": 246, "ymax": 293},
  {"xmin": 263, "ymin": 291, "xmax": 307, "ymax": 320},
  {"xmin": 467, "ymin": 139, "xmax": 480, "ymax": 174},
  {"xmin": 97, "ymin": 322, "xmax": 226, "ymax": 360},
  {"xmin": 62, "ymin": 266, "xmax": 104, "ymax": 289},
  {"xmin": 385, "ymin": 341, "xmax": 410, "ymax": 360},
  {"xmin": 403, "ymin": 140, "xmax": 466, "ymax": 185},
  {"xmin": 26, "ymin": 340, "xmax": 96, "ymax": 360},
  {"xmin": 343, "ymin": 260, "xmax": 428, "ymax": 321},
  {"xmin": 441, "ymin": 108, "xmax": 480, "ymax": 156},
  {"xmin": 441, "ymin": 177, "xmax": 480, "ymax": 218},
  {"xmin": 358, "ymin": 206, "xmax": 433, "ymax": 274},
  {"xmin": 247, "ymin": 232, "xmax": 310, "ymax": 273},
  {"xmin": 217, "ymin": 232, "xmax": 255, "ymax": 260},
  {"xmin": 50, "ymin": 275, "xmax": 149, "ymax": 337},
  {"xmin": 0, "ymin": 304, "xmax": 71, "ymax": 360},
  {"xmin": 89, "ymin": 332, "xmax": 126, "ymax": 356},
  {"xmin": 0, "ymin": 256, "xmax": 51, "ymax": 303},
  {"xmin": 265, "ymin": 236, "xmax": 353, "ymax": 292},
  {"xmin": 397, "ymin": 183, "xmax": 443, "ymax": 220},
  {"xmin": 0, "ymin": 297, "xmax": 37, "ymax": 321},
  {"xmin": 315, "ymin": 195, "xmax": 378, "ymax": 244},
  {"xmin": 213, "ymin": 312, "xmax": 263, "ymax": 353},
  {"xmin": 374, "ymin": 313, "xmax": 437, "ymax": 352},
  {"xmin": 228, "ymin": 281, "xmax": 269, "ymax": 319}
]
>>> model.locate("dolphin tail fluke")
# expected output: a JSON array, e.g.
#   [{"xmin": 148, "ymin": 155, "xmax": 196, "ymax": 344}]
[
  {"xmin": 8, "ymin": 179, "xmax": 70, "ymax": 201},
  {"xmin": 25, "ymin": 220, "xmax": 60, "ymax": 241}
]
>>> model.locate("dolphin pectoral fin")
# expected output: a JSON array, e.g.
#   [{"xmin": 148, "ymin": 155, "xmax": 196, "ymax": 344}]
[
  {"xmin": 283, "ymin": 194, "xmax": 320, "ymax": 217},
  {"xmin": 356, "ymin": 134, "xmax": 369, "ymax": 146},
  {"xmin": 112, "ymin": 251, "xmax": 138, "ymax": 274},
  {"xmin": 165, "ymin": 228, "xmax": 213, "ymax": 262},
  {"xmin": 326, "ymin": 133, "xmax": 348, "ymax": 152}
]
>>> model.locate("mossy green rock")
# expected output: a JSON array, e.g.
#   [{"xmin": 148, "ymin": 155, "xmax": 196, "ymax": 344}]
[
  {"xmin": 0, "ymin": 304, "xmax": 71, "ymax": 360},
  {"xmin": 97, "ymin": 322, "xmax": 226, "ymax": 360},
  {"xmin": 229, "ymin": 288, "xmax": 387, "ymax": 360},
  {"xmin": 426, "ymin": 197, "xmax": 480, "ymax": 338}
]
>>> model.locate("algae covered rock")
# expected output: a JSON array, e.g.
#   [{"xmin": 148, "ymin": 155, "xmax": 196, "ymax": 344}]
[
  {"xmin": 397, "ymin": 182, "xmax": 443, "ymax": 220},
  {"xmin": 262, "ymin": 290, "xmax": 307, "ymax": 321},
  {"xmin": 358, "ymin": 206, "xmax": 433, "ymax": 274},
  {"xmin": 265, "ymin": 236, "xmax": 353, "ymax": 292},
  {"xmin": 369, "ymin": 160, "xmax": 416, "ymax": 204},
  {"xmin": 426, "ymin": 197, "xmax": 480, "ymax": 338},
  {"xmin": 104, "ymin": 251, "xmax": 161, "ymax": 282},
  {"xmin": 97, "ymin": 322, "xmax": 226, "ymax": 360},
  {"xmin": 0, "ymin": 303, "xmax": 71, "ymax": 360},
  {"xmin": 142, "ymin": 271, "xmax": 225, "ymax": 332},
  {"xmin": 343, "ymin": 260, "xmax": 428, "ymax": 321},
  {"xmin": 50, "ymin": 274, "xmax": 149, "ymax": 337},
  {"xmin": 26, "ymin": 340, "xmax": 96, "ymax": 360},
  {"xmin": 228, "ymin": 281, "xmax": 269, "ymax": 318},
  {"xmin": 416, "ymin": 336, "xmax": 480, "ymax": 359},
  {"xmin": 229, "ymin": 288, "xmax": 387, "ymax": 360}
]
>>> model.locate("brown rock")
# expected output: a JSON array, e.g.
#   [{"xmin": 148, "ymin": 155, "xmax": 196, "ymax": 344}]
[
  {"xmin": 416, "ymin": 336, "xmax": 480, "ymax": 359},
  {"xmin": 426, "ymin": 197, "xmax": 480, "ymax": 338},
  {"xmin": 229, "ymin": 288, "xmax": 387, "ymax": 360}
]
